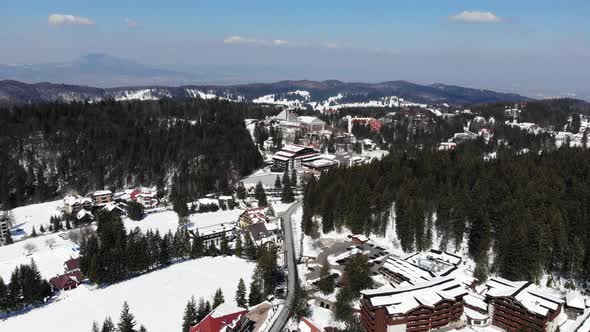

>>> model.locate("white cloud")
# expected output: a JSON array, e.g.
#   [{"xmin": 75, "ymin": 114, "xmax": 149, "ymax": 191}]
[
  {"xmin": 223, "ymin": 36, "xmax": 256, "ymax": 44},
  {"xmin": 223, "ymin": 36, "xmax": 289, "ymax": 47},
  {"xmin": 48, "ymin": 14, "xmax": 95, "ymax": 26},
  {"xmin": 272, "ymin": 39, "xmax": 288, "ymax": 46},
  {"xmin": 449, "ymin": 11, "xmax": 502, "ymax": 23},
  {"xmin": 125, "ymin": 18, "xmax": 139, "ymax": 28}
]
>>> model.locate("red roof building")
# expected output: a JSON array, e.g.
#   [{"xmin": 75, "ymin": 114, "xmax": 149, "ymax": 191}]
[
  {"xmin": 298, "ymin": 317, "xmax": 324, "ymax": 332},
  {"xmin": 49, "ymin": 270, "xmax": 82, "ymax": 291},
  {"xmin": 64, "ymin": 257, "xmax": 81, "ymax": 273},
  {"xmin": 190, "ymin": 303, "xmax": 248, "ymax": 332}
]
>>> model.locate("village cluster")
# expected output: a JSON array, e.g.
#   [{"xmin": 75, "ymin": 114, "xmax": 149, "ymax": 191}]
[
  {"xmin": 2, "ymin": 102, "xmax": 590, "ymax": 332},
  {"xmin": 295, "ymin": 234, "xmax": 590, "ymax": 332}
]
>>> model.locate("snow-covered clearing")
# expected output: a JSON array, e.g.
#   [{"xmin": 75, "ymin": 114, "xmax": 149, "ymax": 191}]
[
  {"xmin": 309, "ymin": 305, "xmax": 346, "ymax": 330},
  {"xmin": 0, "ymin": 231, "xmax": 79, "ymax": 281},
  {"xmin": 9, "ymin": 199, "xmax": 63, "ymax": 239},
  {"xmin": 1, "ymin": 257, "xmax": 255, "ymax": 332}
]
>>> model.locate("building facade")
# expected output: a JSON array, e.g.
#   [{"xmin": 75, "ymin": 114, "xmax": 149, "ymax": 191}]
[
  {"xmin": 484, "ymin": 277, "xmax": 564, "ymax": 332},
  {"xmin": 272, "ymin": 145, "xmax": 321, "ymax": 171},
  {"xmin": 360, "ymin": 277, "xmax": 466, "ymax": 332},
  {"xmin": 92, "ymin": 190, "xmax": 113, "ymax": 206}
]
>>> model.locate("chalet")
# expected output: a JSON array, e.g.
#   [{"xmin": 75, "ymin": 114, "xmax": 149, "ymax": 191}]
[
  {"xmin": 351, "ymin": 234, "xmax": 369, "ymax": 245},
  {"xmin": 239, "ymin": 207, "xmax": 271, "ymax": 229},
  {"xmin": 247, "ymin": 222, "xmax": 277, "ymax": 247},
  {"xmin": 63, "ymin": 195, "xmax": 93, "ymax": 214},
  {"xmin": 190, "ymin": 303, "xmax": 248, "ymax": 332},
  {"xmin": 49, "ymin": 270, "xmax": 82, "ymax": 291},
  {"xmin": 298, "ymin": 116, "xmax": 326, "ymax": 133},
  {"xmin": 130, "ymin": 189, "xmax": 158, "ymax": 208},
  {"xmin": 64, "ymin": 257, "xmax": 81, "ymax": 273},
  {"xmin": 483, "ymin": 277, "xmax": 564, "ymax": 332},
  {"xmin": 347, "ymin": 116, "xmax": 382, "ymax": 133},
  {"xmin": 360, "ymin": 277, "xmax": 467, "ymax": 332},
  {"xmin": 272, "ymin": 145, "xmax": 321, "ymax": 171},
  {"xmin": 92, "ymin": 190, "xmax": 113, "ymax": 206},
  {"xmin": 194, "ymin": 222, "xmax": 237, "ymax": 249},
  {"xmin": 218, "ymin": 196, "xmax": 234, "ymax": 210}
]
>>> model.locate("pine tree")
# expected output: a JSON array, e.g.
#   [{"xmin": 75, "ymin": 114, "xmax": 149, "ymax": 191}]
[
  {"xmin": 248, "ymin": 280, "xmax": 263, "ymax": 306},
  {"xmin": 281, "ymin": 171, "xmax": 295, "ymax": 203},
  {"xmin": 235, "ymin": 278, "xmax": 247, "ymax": 307},
  {"xmin": 289, "ymin": 284, "xmax": 310, "ymax": 319},
  {"xmin": 236, "ymin": 182, "xmax": 247, "ymax": 200},
  {"xmin": 101, "ymin": 317, "xmax": 115, "ymax": 332},
  {"xmin": 334, "ymin": 285, "xmax": 354, "ymax": 321},
  {"xmin": 244, "ymin": 235, "xmax": 257, "ymax": 260},
  {"xmin": 220, "ymin": 235, "xmax": 229, "ymax": 255},
  {"xmin": 196, "ymin": 297, "xmax": 207, "ymax": 322},
  {"xmin": 0, "ymin": 277, "xmax": 7, "ymax": 311},
  {"xmin": 39, "ymin": 224, "xmax": 45, "ymax": 233},
  {"xmin": 91, "ymin": 321, "xmax": 100, "ymax": 332},
  {"xmin": 212, "ymin": 288, "xmax": 224, "ymax": 308},
  {"xmin": 291, "ymin": 168, "xmax": 297, "ymax": 187},
  {"xmin": 31, "ymin": 226, "xmax": 37, "ymax": 237},
  {"xmin": 274, "ymin": 175, "xmax": 282, "ymax": 190},
  {"xmin": 117, "ymin": 302, "xmax": 136, "ymax": 332},
  {"xmin": 182, "ymin": 296, "xmax": 199, "ymax": 332},
  {"xmin": 139, "ymin": 326, "xmax": 148, "ymax": 332},
  {"xmin": 317, "ymin": 261, "xmax": 335, "ymax": 295},
  {"xmin": 191, "ymin": 233, "xmax": 204, "ymax": 259},
  {"xmin": 254, "ymin": 181, "xmax": 268, "ymax": 207},
  {"xmin": 234, "ymin": 234, "xmax": 243, "ymax": 258}
]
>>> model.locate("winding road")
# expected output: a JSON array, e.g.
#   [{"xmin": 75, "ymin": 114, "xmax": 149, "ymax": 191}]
[{"xmin": 268, "ymin": 200, "xmax": 301, "ymax": 332}]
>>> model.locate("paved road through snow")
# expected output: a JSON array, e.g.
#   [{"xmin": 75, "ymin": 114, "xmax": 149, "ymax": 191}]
[{"xmin": 268, "ymin": 200, "xmax": 301, "ymax": 332}]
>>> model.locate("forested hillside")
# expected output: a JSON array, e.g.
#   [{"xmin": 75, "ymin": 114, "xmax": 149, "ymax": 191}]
[
  {"xmin": 303, "ymin": 145, "xmax": 590, "ymax": 283},
  {"xmin": 0, "ymin": 99, "xmax": 263, "ymax": 209}
]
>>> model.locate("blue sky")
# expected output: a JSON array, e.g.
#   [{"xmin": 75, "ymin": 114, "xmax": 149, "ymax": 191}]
[{"xmin": 1, "ymin": 0, "xmax": 589, "ymax": 97}]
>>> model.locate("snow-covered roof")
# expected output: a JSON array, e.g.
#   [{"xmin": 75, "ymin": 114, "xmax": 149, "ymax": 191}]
[
  {"xmin": 485, "ymin": 277, "xmax": 564, "ymax": 318},
  {"xmin": 464, "ymin": 293, "xmax": 488, "ymax": 311},
  {"xmin": 63, "ymin": 195, "xmax": 92, "ymax": 206},
  {"xmin": 380, "ymin": 256, "xmax": 435, "ymax": 284},
  {"xmin": 484, "ymin": 277, "xmax": 529, "ymax": 297},
  {"xmin": 566, "ymin": 292, "xmax": 586, "ymax": 310},
  {"xmin": 196, "ymin": 222, "xmax": 236, "ymax": 237},
  {"xmin": 76, "ymin": 209, "xmax": 93, "ymax": 220},
  {"xmin": 362, "ymin": 277, "xmax": 467, "ymax": 315},
  {"xmin": 93, "ymin": 190, "xmax": 113, "ymax": 196},
  {"xmin": 210, "ymin": 302, "xmax": 247, "ymax": 318},
  {"xmin": 298, "ymin": 116, "xmax": 325, "ymax": 124}
]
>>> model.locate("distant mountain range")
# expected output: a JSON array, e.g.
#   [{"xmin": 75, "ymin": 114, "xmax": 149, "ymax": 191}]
[{"xmin": 0, "ymin": 78, "xmax": 531, "ymax": 107}]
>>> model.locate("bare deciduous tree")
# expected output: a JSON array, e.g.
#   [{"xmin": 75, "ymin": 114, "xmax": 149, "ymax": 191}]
[
  {"xmin": 46, "ymin": 238, "xmax": 56, "ymax": 249},
  {"xmin": 24, "ymin": 243, "xmax": 37, "ymax": 256}
]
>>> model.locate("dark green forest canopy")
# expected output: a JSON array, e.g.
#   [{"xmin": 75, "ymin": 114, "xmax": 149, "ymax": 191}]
[
  {"xmin": 304, "ymin": 146, "xmax": 590, "ymax": 282},
  {"xmin": 0, "ymin": 99, "xmax": 263, "ymax": 208}
]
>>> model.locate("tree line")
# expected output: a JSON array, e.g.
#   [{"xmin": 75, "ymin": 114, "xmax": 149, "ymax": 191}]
[
  {"xmin": 304, "ymin": 145, "xmax": 590, "ymax": 283},
  {"xmin": 0, "ymin": 99, "xmax": 263, "ymax": 209}
]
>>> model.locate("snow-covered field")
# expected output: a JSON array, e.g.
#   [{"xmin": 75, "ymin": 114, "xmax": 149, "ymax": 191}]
[
  {"xmin": 0, "ymin": 231, "xmax": 79, "ymax": 281},
  {"xmin": 1, "ymin": 257, "xmax": 255, "ymax": 332},
  {"xmin": 9, "ymin": 199, "xmax": 63, "ymax": 238}
]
